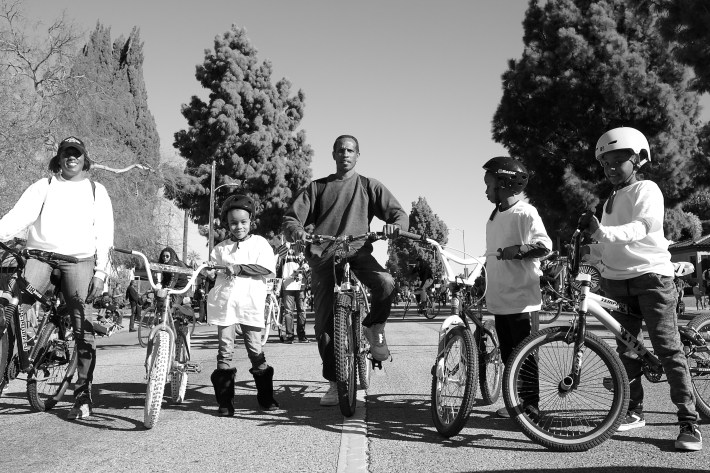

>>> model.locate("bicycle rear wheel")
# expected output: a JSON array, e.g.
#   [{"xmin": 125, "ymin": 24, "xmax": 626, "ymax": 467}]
[
  {"xmin": 478, "ymin": 319, "xmax": 502, "ymax": 404},
  {"xmin": 334, "ymin": 293, "xmax": 357, "ymax": 417},
  {"xmin": 138, "ymin": 308, "xmax": 156, "ymax": 348},
  {"xmin": 424, "ymin": 298, "xmax": 437, "ymax": 319},
  {"xmin": 355, "ymin": 301, "xmax": 371, "ymax": 390},
  {"xmin": 431, "ymin": 325, "xmax": 478, "ymax": 437},
  {"xmin": 144, "ymin": 330, "xmax": 170, "ymax": 429},
  {"xmin": 170, "ymin": 327, "xmax": 189, "ymax": 404},
  {"xmin": 538, "ymin": 290, "xmax": 562, "ymax": 324},
  {"xmin": 503, "ymin": 327, "xmax": 629, "ymax": 452},
  {"xmin": 27, "ymin": 321, "xmax": 77, "ymax": 411},
  {"xmin": 686, "ymin": 314, "xmax": 710, "ymax": 419},
  {"xmin": 260, "ymin": 296, "xmax": 277, "ymax": 346}
]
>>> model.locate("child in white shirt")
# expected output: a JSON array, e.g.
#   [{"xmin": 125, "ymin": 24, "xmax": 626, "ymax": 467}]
[{"xmin": 206, "ymin": 194, "xmax": 278, "ymax": 415}]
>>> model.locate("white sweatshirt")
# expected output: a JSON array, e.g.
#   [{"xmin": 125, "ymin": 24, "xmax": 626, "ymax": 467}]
[
  {"xmin": 485, "ymin": 201, "xmax": 552, "ymax": 315},
  {"xmin": 0, "ymin": 176, "xmax": 115, "ymax": 279},
  {"xmin": 589, "ymin": 180, "xmax": 674, "ymax": 279}
]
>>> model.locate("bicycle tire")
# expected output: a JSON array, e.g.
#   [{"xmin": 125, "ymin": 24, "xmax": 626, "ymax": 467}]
[
  {"xmin": 503, "ymin": 327, "xmax": 629, "ymax": 452},
  {"xmin": 0, "ymin": 327, "xmax": 9, "ymax": 396},
  {"xmin": 170, "ymin": 328, "xmax": 189, "ymax": 404},
  {"xmin": 355, "ymin": 301, "xmax": 371, "ymax": 390},
  {"xmin": 138, "ymin": 308, "xmax": 156, "ymax": 348},
  {"xmin": 260, "ymin": 296, "xmax": 276, "ymax": 346},
  {"xmin": 334, "ymin": 293, "xmax": 357, "ymax": 417},
  {"xmin": 538, "ymin": 290, "xmax": 562, "ymax": 325},
  {"xmin": 144, "ymin": 330, "xmax": 170, "ymax": 429},
  {"xmin": 571, "ymin": 264, "xmax": 602, "ymax": 294},
  {"xmin": 431, "ymin": 325, "xmax": 478, "ymax": 437},
  {"xmin": 686, "ymin": 314, "xmax": 710, "ymax": 419},
  {"xmin": 478, "ymin": 319, "xmax": 502, "ymax": 405},
  {"xmin": 424, "ymin": 298, "xmax": 437, "ymax": 319},
  {"xmin": 27, "ymin": 321, "xmax": 78, "ymax": 411},
  {"xmin": 402, "ymin": 299, "xmax": 411, "ymax": 318}
]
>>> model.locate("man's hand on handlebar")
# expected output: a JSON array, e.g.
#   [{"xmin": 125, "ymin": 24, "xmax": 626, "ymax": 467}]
[{"xmin": 382, "ymin": 224, "xmax": 400, "ymax": 238}]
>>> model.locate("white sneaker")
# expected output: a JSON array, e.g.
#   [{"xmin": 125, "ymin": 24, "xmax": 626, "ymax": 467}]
[
  {"xmin": 320, "ymin": 381, "xmax": 338, "ymax": 406},
  {"xmin": 364, "ymin": 323, "xmax": 390, "ymax": 361}
]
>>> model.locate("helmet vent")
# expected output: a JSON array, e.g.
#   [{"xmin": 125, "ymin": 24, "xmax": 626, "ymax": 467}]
[{"xmin": 608, "ymin": 140, "xmax": 617, "ymax": 145}]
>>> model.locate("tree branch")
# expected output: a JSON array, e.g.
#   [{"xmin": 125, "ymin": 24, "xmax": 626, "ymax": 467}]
[{"xmin": 92, "ymin": 163, "xmax": 154, "ymax": 173}]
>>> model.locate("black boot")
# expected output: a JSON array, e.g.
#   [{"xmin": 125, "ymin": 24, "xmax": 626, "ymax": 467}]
[
  {"xmin": 250, "ymin": 365, "xmax": 279, "ymax": 410},
  {"xmin": 210, "ymin": 368, "xmax": 236, "ymax": 416}
]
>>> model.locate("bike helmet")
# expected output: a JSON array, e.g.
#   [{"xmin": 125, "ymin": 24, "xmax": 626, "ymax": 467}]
[
  {"xmin": 220, "ymin": 194, "xmax": 255, "ymax": 222},
  {"xmin": 482, "ymin": 156, "xmax": 528, "ymax": 195},
  {"xmin": 595, "ymin": 127, "xmax": 650, "ymax": 167}
]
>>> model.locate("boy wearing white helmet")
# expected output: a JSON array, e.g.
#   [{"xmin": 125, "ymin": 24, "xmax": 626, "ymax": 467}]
[
  {"xmin": 580, "ymin": 127, "xmax": 701, "ymax": 451},
  {"xmin": 483, "ymin": 156, "xmax": 552, "ymax": 418}
]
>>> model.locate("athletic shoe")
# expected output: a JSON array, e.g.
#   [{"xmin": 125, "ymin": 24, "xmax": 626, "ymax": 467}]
[
  {"xmin": 617, "ymin": 411, "xmax": 645, "ymax": 432},
  {"xmin": 297, "ymin": 337, "xmax": 311, "ymax": 343},
  {"xmin": 675, "ymin": 422, "xmax": 702, "ymax": 451},
  {"xmin": 496, "ymin": 407, "xmax": 510, "ymax": 418},
  {"xmin": 67, "ymin": 392, "xmax": 92, "ymax": 420},
  {"xmin": 364, "ymin": 323, "xmax": 390, "ymax": 361},
  {"xmin": 320, "ymin": 381, "xmax": 338, "ymax": 406}
]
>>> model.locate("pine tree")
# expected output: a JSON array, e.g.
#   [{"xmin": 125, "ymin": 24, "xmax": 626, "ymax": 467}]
[
  {"xmin": 387, "ymin": 197, "xmax": 448, "ymax": 288},
  {"xmin": 492, "ymin": 0, "xmax": 703, "ymax": 244},
  {"xmin": 172, "ymin": 26, "xmax": 313, "ymax": 239}
]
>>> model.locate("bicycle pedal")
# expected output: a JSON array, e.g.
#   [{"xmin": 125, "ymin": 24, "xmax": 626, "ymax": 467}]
[{"xmin": 185, "ymin": 362, "xmax": 201, "ymax": 373}]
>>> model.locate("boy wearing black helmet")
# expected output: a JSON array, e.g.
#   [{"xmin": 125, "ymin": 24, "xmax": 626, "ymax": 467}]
[
  {"xmin": 483, "ymin": 156, "xmax": 551, "ymax": 418},
  {"xmin": 205, "ymin": 194, "xmax": 279, "ymax": 415},
  {"xmin": 579, "ymin": 127, "xmax": 701, "ymax": 451}
]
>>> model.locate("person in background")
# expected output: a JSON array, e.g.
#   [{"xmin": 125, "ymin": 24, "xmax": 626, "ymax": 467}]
[
  {"xmin": 0, "ymin": 136, "xmax": 114, "ymax": 420},
  {"xmin": 125, "ymin": 280, "xmax": 142, "ymax": 332},
  {"xmin": 279, "ymin": 243, "xmax": 311, "ymax": 343}
]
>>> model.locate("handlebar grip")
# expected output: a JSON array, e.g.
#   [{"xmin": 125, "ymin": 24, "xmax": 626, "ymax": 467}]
[
  {"xmin": 113, "ymin": 247, "xmax": 133, "ymax": 255},
  {"xmin": 398, "ymin": 230, "xmax": 424, "ymax": 241}
]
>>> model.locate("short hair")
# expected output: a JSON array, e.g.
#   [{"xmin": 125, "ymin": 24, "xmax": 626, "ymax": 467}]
[{"xmin": 333, "ymin": 135, "xmax": 360, "ymax": 153}]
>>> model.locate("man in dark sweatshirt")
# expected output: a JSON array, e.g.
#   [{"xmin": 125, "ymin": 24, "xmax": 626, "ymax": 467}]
[{"xmin": 282, "ymin": 134, "xmax": 408, "ymax": 406}]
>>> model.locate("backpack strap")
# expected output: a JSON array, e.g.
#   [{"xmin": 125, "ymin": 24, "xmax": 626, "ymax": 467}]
[{"xmin": 40, "ymin": 176, "xmax": 96, "ymax": 216}]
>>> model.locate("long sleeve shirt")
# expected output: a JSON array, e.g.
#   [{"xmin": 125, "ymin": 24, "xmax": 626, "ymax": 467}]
[
  {"xmin": 588, "ymin": 180, "xmax": 673, "ymax": 279},
  {"xmin": 485, "ymin": 201, "xmax": 552, "ymax": 315},
  {"xmin": 0, "ymin": 176, "xmax": 114, "ymax": 279},
  {"xmin": 282, "ymin": 172, "xmax": 408, "ymax": 266}
]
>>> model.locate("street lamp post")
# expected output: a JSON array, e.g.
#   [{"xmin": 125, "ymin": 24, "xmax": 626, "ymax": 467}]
[
  {"xmin": 452, "ymin": 227, "xmax": 468, "ymax": 278},
  {"xmin": 207, "ymin": 159, "xmax": 241, "ymax": 257}
]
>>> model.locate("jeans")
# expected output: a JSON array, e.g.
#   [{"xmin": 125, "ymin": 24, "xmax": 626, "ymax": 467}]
[
  {"xmin": 129, "ymin": 301, "xmax": 140, "ymax": 330},
  {"xmin": 602, "ymin": 273, "xmax": 698, "ymax": 423},
  {"xmin": 282, "ymin": 289, "xmax": 306, "ymax": 339},
  {"xmin": 217, "ymin": 324, "xmax": 266, "ymax": 370},
  {"xmin": 22, "ymin": 257, "xmax": 96, "ymax": 393},
  {"xmin": 310, "ymin": 251, "xmax": 396, "ymax": 381}
]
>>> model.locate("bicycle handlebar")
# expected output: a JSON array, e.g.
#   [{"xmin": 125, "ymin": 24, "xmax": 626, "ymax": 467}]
[
  {"xmin": 112, "ymin": 247, "xmax": 224, "ymax": 294},
  {"xmin": 0, "ymin": 240, "xmax": 79, "ymax": 267}
]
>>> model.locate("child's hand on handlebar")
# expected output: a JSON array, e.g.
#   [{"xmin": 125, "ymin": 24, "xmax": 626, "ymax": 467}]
[
  {"xmin": 499, "ymin": 245, "xmax": 522, "ymax": 260},
  {"xmin": 577, "ymin": 211, "xmax": 600, "ymax": 235}
]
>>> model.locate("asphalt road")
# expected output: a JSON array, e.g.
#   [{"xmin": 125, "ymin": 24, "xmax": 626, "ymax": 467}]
[{"xmin": 1, "ymin": 305, "xmax": 708, "ymax": 473}]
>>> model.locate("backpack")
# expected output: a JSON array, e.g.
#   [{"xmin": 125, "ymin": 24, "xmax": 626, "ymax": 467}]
[
  {"xmin": 40, "ymin": 176, "xmax": 96, "ymax": 215},
  {"xmin": 312, "ymin": 175, "xmax": 376, "ymax": 224}
]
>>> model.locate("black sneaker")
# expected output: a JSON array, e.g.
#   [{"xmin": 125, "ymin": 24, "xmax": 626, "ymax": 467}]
[
  {"xmin": 297, "ymin": 337, "xmax": 311, "ymax": 343},
  {"xmin": 283, "ymin": 336, "xmax": 294, "ymax": 344},
  {"xmin": 675, "ymin": 422, "xmax": 702, "ymax": 451},
  {"xmin": 67, "ymin": 392, "xmax": 92, "ymax": 420},
  {"xmin": 496, "ymin": 407, "xmax": 510, "ymax": 418},
  {"xmin": 617, "ymin": 411, "xmax": 645, "ymax": 432}
]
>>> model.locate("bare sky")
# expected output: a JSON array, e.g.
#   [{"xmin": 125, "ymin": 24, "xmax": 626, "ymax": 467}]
[{"xmin": 27, "ymin": 1, "xmax": 710, "ymax": 267}]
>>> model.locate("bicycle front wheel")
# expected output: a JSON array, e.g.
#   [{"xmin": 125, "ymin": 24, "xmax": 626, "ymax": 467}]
[
  {"xmin": 424, "ymin": 299, "xmax": 437, "ymax": 319},
  {"xmin": 686, "ymin": 314, "xmax": 710, "ymax": 419},
  {"xmin": 334, "ymin": 293, "xmax": 357, "ymax": 417},
  {"xmin": 170, "ymin": 328, "xmax": 189, "ymax": 404},
  {"xmin": 503, "ymin": 327, "xmax": 629, "ymax": 452},
  {"xmin": 478, "ymin": 319, "xmax": 502, "ymax": 404},
  {"xmin": 138, "ymin": 308, "xmax": 156, "ymax": 348},
  {"xmin": 27, "ymin": 321, "xmax": 77, "ymax": 411},
  {"xmin": 144, "ymin": 330, "xmax": 170, "ymax": 429},
  {"xmin": 431, "ymin": 325, "xmax": 478, "ymax": 437}
]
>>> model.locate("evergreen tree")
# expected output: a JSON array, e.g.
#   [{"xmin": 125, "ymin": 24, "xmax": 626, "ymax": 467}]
[
  {"xmin": 492, "ymin": 0, "xmax": 703, "ymax": 244},
  {"xmin": 60, "ymin": 24, "xmax": 164, "ymax": 255},
  {"xmin": 665, "ymin": 207, "xmax": 702, "ymax": 242},
  {"xmin": 387, "ymin": 197, "xmax": 448, "ymax": 287},
  {"xmin": 172, "ymin": 26, "xmax": 313, "ymax": 239}
]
